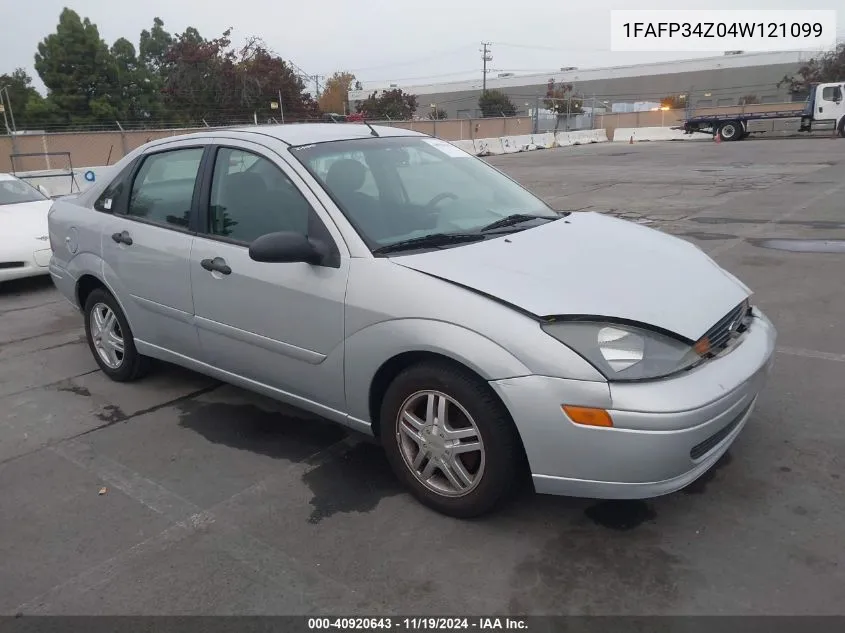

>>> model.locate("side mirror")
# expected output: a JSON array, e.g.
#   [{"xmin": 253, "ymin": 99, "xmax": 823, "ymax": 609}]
[
  {"xmin": 36, "ymin": 184, "xmax": 51, "ymax": 198},
  {"xmin": 249, "ymin": 231, "xmax": 323, "ymax": 265}
]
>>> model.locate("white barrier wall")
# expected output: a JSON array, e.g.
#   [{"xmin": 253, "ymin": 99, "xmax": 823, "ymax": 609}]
[
  {"xmin": 473, "ymin": 137, "xmax": 505, "ymax": 155},
  {"xmin": 612, "ymin": 127, "xmax": 711, "ymax": 143}
]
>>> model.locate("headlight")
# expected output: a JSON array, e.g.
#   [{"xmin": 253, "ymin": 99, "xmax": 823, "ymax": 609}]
[{"xmin": 541, "ymin": 321, "xmax": 701, "ymax": 381}]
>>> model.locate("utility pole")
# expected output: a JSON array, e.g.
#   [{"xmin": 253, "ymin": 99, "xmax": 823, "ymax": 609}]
[
  {"xmin": 2, "ymin": 86, "xmax": 16, "ymax": 133},
  {"xmin": 312, "ymin": 74, "xmax": 324, "ymax": 98},
  {"xmin": 480, "ymin": 42, "xmax": 492, "ymax": 93},
  {"xmin": 0, "ymin": 91, "xmax": 10, "ymax": 135}
]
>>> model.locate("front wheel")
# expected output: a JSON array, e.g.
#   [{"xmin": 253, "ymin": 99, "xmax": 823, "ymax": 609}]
[{"xmin": 379, "ymin": 361, "xmax": 524, "ymax": 518}]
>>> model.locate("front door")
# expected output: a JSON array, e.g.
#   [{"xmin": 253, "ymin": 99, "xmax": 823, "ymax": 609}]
[
  {"xmin": 189, "ymin": 140, "xmax": 349, "ymax": 414},
  {"xmin": 99, "ymin": 143, "xmax": 206, "ymax": 360},
  {"xmin": 815, "ymin": 84, "xmax": 844, "ymax": 124}
]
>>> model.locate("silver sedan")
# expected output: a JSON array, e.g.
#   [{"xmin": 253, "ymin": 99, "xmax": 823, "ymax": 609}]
[{"xmin": 47, "ymin": 124, "xmax": 776, "ymax": 517}]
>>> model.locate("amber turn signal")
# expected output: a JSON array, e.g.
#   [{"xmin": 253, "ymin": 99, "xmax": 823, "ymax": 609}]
[
  {"xmin": 694, "ymin": 336, "xmax": 711, "ymax": 356},
  {"xmin": 562, "ymin": 405, "xmax": 614, "ymax": 428}
]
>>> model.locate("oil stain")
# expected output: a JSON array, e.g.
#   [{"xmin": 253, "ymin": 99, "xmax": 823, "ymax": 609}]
[
  {"xmin": 176, "ymin": 400, "xmax": 347, "ymax": 462},
  {"xmin": 679, "ymin": 231, "xmax": 735, "ymax": 240},
  {"xmin": 748, "ymin": 238, "xmax": 845, "ymax": 253},
  {"xmin": 682, "ymin": 451, "xmax": 733, "ymax": 495},
  {"xmin": 780, "ymin": 466, "xmax": 792, "ymax": 473},
  {"xmin": 176, "ymin": 399, "xmax": 402, "ymax": 520},
  {"xmin": 302, "ymin": 442, "xmax": 403, "ymax": 524},
  {"xmin": 57, "ymin": 384, "xmax": 92, "ymax": 397},
  {"xmin": 96, "ymin": 404, "xmax": 127, "ymax": 424},
  {"xmin": 508, "ymin": 525, "xmax": 686, "ymax": 614},
  {"xmin": 584, "ymin": 500, "xmax": 657, "ymax": 530}
]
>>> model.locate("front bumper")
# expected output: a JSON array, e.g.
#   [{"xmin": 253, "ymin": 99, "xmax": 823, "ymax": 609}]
[
  {"xmin": 0, "ymin": 247, "xmax": 52, "ymax": 282},
  {"xmin": 490, "ymin": 309, "xmax": 777, "ymax": 499}
]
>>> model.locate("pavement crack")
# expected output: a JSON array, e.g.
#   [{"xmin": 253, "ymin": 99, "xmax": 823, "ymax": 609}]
[{"xmin": 74, "ymin": 383, "xmax": 223, "ymax": 438}]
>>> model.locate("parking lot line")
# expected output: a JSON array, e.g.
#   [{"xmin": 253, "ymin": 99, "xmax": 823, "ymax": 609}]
[
  {"xmin": 704, "ymin": 181, "xmax": 845, "ymax": 258},
  {"xmin": 776, "ymin": 346, "xmax": 845, "ymax": 363},
  {"xmin": 14, "ymin": 433, "xmax": 367, "ymax": 615}
]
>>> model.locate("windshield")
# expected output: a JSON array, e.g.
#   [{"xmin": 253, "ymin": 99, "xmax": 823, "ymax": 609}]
[
  {"xmin": 0, "ymin": 178, "xmax": 49, "ymax": 205},
  {"xmin": 290, "ymin": 136, "xmax": 557, "ymax": 250}
]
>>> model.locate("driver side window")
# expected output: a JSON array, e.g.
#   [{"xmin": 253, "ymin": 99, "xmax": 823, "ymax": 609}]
[{"xmin": 207, "ymin": 147, "xmax": 312, "ymax": 243}]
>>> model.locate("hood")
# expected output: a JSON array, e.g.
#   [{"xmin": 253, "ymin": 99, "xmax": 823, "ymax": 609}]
[
  {"xmin": 0, "ymin": 200, "xmax": 52, "ymax": 241},
  {"xmin": 393, "ymin": 212, "xmax": 751, "ymax": 341}
]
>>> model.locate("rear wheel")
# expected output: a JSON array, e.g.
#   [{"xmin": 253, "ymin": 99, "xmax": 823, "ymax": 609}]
[
  {"xmin": 719, "ymin": 121, "xmax": 742, "ymax": 141},
  {"xmin": 379, "ymin": 361, "xmax": 523, "ymax": 518},
  {"xmin": 83, "ymin": 288, "xmax": 149, "ymax": 382}
]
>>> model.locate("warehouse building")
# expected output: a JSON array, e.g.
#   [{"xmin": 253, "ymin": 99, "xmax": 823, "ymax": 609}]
[{"xmin": 347, "ymin": 50, "xmax": 812, "ymax": 119}]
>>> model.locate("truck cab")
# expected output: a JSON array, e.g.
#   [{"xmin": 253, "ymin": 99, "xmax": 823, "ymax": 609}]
[{"xmin": 802, "ymin": 82, "xmax": 845, "ymax": 133}]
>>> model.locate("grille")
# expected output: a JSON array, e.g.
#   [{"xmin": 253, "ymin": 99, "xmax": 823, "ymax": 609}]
[
  {"xmin": 699, "ymin": 300, "xmax": 752, "ymax": 356},
  {"xmin": 0, "ymin": 262, "xmax": 26, "ymax": 270},
  {"xmin": 690, "ymin": 401, "xmax": 753, "ymax": 460}
]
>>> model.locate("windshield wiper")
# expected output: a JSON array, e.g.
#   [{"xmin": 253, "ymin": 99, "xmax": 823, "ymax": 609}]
[
  {"xmin": 478, "ymin": 213, "xmax": 557, "ymax": 232},
  {"xmin": 372, "ymin": 232, "xmax": 486, "ymax": 255}
]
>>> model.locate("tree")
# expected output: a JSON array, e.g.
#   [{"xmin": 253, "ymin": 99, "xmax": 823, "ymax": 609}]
[
  {"xmin": 779, "ymin": 42, "xmax": 845, "ymax": 94},
  {"xmin": 478, "ymin": 89, "xmax": 516, "ymax": 117},
  {"xmin": 0, "ymin": 68, "xmax": 44, "ymax": 129},
  {"xmin": 427, "ymin": 107, "xmax": 447, "ymax": 120},
  {"xmin": 137, "ymin": 17, "xmax": 174, "ymax": 120},
  {"xmin": 660, "ymin": 94, "xmax": 686, "ymax": 110},
  {"xmin": 545, "ymin": 79, "xmax": 583, "ymax": 115},
  {"xmin": 159, "ymin": 26, "xmax": 231, "ymax": 123},
  {"xmin": 159, "ymin": 30, "xmax": 320, "ymax": 124},
  {"xmin": 739, "ymin": 94, "xmax": 759, "ymax": 106},
  {"xmin": 356, "ymin": 88, "xmax": 417, "ymax": 120},
  {"xmin": 34, "ymin": 8, "xmax": 121, "ymax": 123},
  {"xmin": 139, "ymin": 17, "xmax": 173, "ymax": 74},
  {"xmin": 318, "ymin": 71, "xmax": 356, "ymax": 114},
  {"xmin": 232, "ymin": 37, "xmax": 320, "ymax": 122}
]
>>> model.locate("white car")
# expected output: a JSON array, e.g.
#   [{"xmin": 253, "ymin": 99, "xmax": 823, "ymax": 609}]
[{"xmin": 0, "ymin": 173, "xmax": 54, "ymax": 283}]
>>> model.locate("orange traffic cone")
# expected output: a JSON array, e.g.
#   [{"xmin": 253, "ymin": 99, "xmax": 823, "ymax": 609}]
[
  {"xmin": 629, "ymin": 135, "xmax": 634, "ymax": 144},
  {"xmin": 714, "ymin": 132, "xmax": 721, "ymax": 143}
]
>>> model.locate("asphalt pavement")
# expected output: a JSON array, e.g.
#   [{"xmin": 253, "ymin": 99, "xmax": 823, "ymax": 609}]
[{"xmin": 1, "ymin": 136, "xmax": 844, "ymax": 615}]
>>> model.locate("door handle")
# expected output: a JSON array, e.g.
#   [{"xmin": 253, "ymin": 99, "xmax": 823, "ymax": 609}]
[
  {"xmin": 111, "ymin": 231, "xmax": 133, "ymax": 245},
  {"xmin": 200, "ymin": 257, "xmax": 232, "ymax": 275}
]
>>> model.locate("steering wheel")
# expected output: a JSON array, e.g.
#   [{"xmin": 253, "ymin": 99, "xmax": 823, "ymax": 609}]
[{"xmin": 424, "ymin": 192, "xmax": 458, "ymax": 209}]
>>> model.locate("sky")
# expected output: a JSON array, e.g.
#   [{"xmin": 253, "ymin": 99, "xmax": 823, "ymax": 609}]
[{"xmin": 2, "ymin": 0, "xmax": 843, "ymax": 95}]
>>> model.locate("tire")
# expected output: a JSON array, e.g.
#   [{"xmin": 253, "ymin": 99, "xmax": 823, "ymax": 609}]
[
  {"xmin": 83, "ymin": 288, "xmax": 150, "ymax": 382},
  {"xmin": 379, "ymin": 361, "xmax": 524, "ymax": 518},
  {"xmin": 838, "ymin": 118, "xmax": 845, "ymax": 138},
  {"xmin": 719, "ymin": 121, "xmax": 742, "ymax": 141}
]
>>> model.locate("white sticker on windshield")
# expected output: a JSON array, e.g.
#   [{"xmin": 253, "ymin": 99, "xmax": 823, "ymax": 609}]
[
  {"xmin": 103, "ymin": 198, "xmax": 112, "ymax": 210},
  {"xmin": 422, "ymin": 138, "xmax": 471, "ymax": 158}
]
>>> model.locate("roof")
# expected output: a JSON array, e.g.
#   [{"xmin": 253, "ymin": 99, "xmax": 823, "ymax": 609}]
[
  {"xmin": 0, "ymin": 173, "xmax": 20, "ymax": 181},
  {"xmin": 348, "ymin": 49, "xmax": 814, "ymax": 99},
  {"xmin": 151, "ymin": 123, "xmax": 425, "ymax": 148}
]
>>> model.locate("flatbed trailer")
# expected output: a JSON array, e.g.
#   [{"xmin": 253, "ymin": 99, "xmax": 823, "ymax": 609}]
[{"xmin": 679, "ymin": 81, "xmax": 845, "ymax": 141}]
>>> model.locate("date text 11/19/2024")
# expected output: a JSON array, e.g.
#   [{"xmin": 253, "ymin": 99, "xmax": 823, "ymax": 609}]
[{"xmin": 307, "ymin": 617, "xmax": 529, "ymax": 630}]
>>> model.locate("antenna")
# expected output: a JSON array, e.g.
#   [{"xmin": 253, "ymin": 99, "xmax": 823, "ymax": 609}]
[{"xmin": 362, "ymin": 119, "xmax": 380, "ymax": 137}]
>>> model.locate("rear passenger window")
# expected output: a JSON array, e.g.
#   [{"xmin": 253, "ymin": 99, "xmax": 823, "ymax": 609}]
[
  {"xmin": 125, "ymin": 148, "xmax": 204, "ymax": 228},
  {"xmin": 94, "ymin": 160, "xmax": 138, "ymax": 212},
  {"xmin": 206, "ymin": 147, "xmax": 313, "ymax": 243}
]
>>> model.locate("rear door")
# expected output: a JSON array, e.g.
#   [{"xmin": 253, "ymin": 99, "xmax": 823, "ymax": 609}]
[
  {"xmin": 98, "ymin": 141, "xmax": 208, "ymax": 360},
  {"xmin": 189, "ymin": 138, "xmax": 350, "ymax": 413}
]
